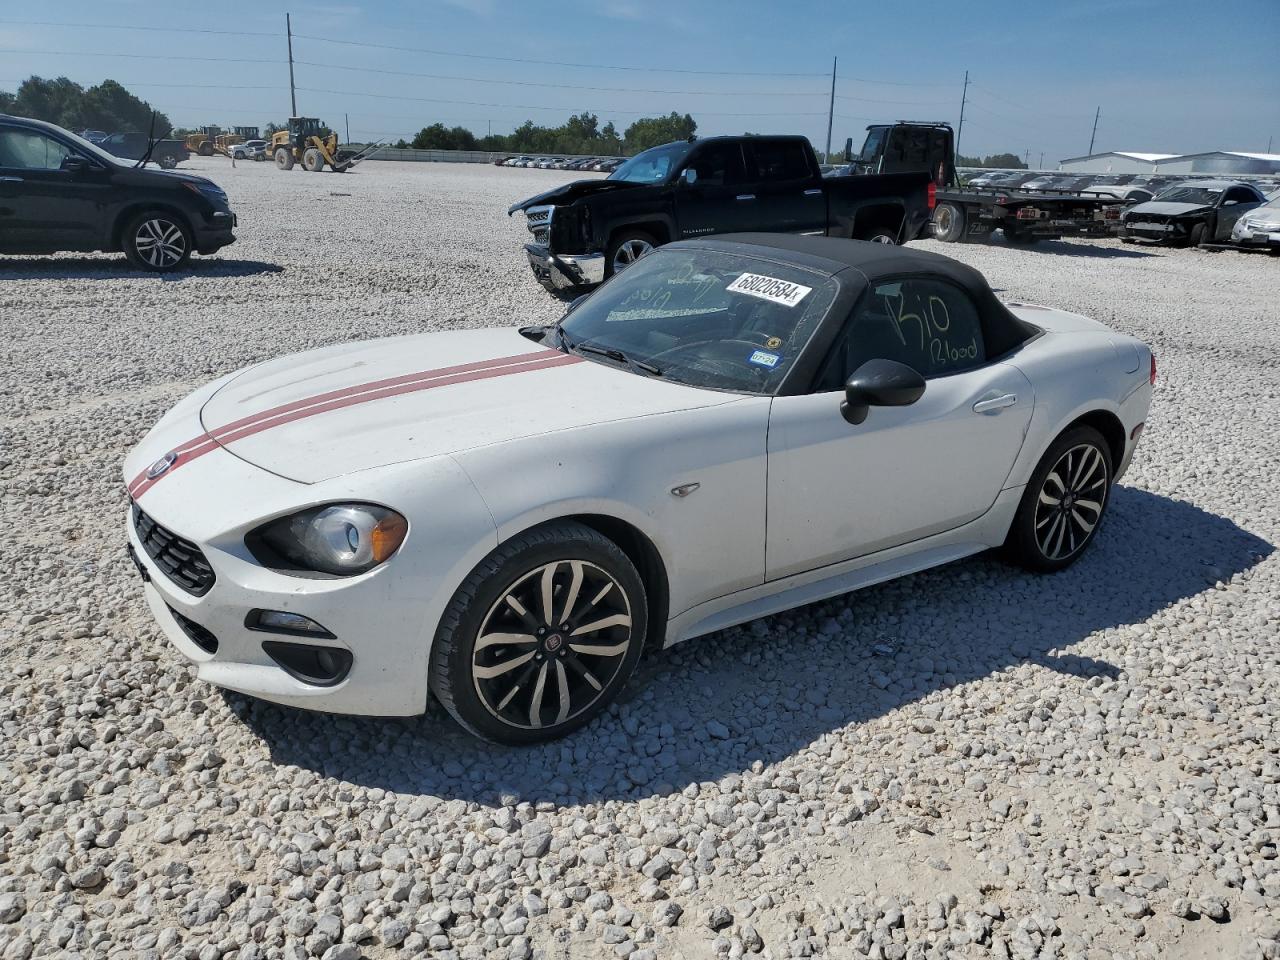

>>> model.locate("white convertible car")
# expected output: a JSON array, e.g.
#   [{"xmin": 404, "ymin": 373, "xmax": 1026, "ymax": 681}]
[{"xmin": 124, "ymin": 236, "xmax": 1154, "ymax": 743}]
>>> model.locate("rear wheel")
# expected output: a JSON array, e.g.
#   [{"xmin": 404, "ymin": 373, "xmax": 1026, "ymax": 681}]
[
  {"xmin": 303, "ymin": 148, "xmax": 325, "ymax": 172},
  {"xmin": 1004, "ymin": 425, "xmax": 1113, "ymax": 573},
  {"xmin": 855, "ymin": 223, "xmax": 899, "ymax": 244},
  {"xmin": 198, "ymin": 142, "xmax": 213, "ymax": 157},
  {"xmin": 932, "ymin": 202, "xmax": 967, "ymax": 243},
  {"xmin": 274, "ymin": 147, "xmax": 294, "ymax": 170},
  {"xmin": 605, "ymin": 230, "xmax": 657, "ymax": 278},
  {"xmin": 122, "ymin": 211, "xmax": 193, "ymax": 272},
  {"xmin": 158, "ymin": 154, "xmax": 178, "ymax": 170},
  {"xmin": 430, "ymin": 522, "xmax": 648, "ymax": 744}
]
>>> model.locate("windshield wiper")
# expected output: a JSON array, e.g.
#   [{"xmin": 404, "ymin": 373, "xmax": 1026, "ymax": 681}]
[{"xmin": 555, "ymin": 327, "xmax": 661, "ymax": 377}]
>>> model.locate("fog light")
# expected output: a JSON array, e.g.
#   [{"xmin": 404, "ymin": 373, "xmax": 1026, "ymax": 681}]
[{"xmin": 249, "ymin": 609, "xmax": 334, "ymax": 638}]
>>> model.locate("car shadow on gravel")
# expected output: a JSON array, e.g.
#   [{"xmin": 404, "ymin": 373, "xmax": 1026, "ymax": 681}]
[
  {"xmin": 987, "ymin": 237, "xmax": 1157, "ymax": 259},
  {"xmin": 231, "ymin": 486, "xmax": 1271, "ymax": 805},
  {"xmin": 0, "ymin": 258, "xmax": 283, "ymax": 280}
]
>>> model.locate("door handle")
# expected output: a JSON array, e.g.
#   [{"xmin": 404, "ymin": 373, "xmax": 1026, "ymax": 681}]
[
  {"xmin": 0, "ymin": 176, "xmax": 23, "ymax": 183},
  {"xmin": 973, "ymin": 394, "xmax": 1018, "ymax": 414},
  {"xmin": 735, "ymin": 194, "xmax": 755, "ymax": 201},
  {"xmin": 803, "ymin": 188, "xmax": 823, "ymax": 196}
]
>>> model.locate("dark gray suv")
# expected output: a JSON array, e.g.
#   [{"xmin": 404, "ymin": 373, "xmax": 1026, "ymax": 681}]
[{"xmin": 0, "ymin": 114, "xmax": 236, "ymax": 271}]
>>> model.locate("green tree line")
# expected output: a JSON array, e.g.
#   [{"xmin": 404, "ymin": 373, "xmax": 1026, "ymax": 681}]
[
  {"xmin": 0, "ymin": 76, "xmax": 172, "ymax": 138},
  {"xmin": 401, "ymin": 111, "xmax": 697, "ymax": 156},
  {"xmin": 957, "ymin": 152, "xmax": 1028, "ymax": 169}
]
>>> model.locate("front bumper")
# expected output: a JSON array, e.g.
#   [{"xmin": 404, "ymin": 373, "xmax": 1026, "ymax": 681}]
[
  {"xmin": 195, "ymin": 209, "xmax": 237, "ymax": 255},
  {"xmin": 524, "ymin": 243, "xmax": 605, "ymax": 289},
  {"xmin": 1122, "ymin": 220, "xmax": 1185, "ymax": 242},
  {"xmin": 1231, "ymin": 222, "xmax": 1280, "ymax": 248}
]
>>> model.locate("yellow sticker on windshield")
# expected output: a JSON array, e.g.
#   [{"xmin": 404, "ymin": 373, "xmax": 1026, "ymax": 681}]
[{"xmin": 726, "ymin": 273, "xmax": 812, "ymax": 308}]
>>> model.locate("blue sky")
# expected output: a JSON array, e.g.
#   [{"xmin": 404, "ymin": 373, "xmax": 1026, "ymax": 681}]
[{"xmin": 2, "ymin": 0, "xmax": 1277, "ymax": 164}]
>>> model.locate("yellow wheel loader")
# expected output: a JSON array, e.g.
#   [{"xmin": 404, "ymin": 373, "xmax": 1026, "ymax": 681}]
[{"xmin": 269, "ymin": 117, "xmax": 381, "ymax": 173}]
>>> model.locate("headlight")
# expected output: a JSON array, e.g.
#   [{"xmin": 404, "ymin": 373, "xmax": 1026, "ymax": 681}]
[
  {"xmin": 181, "ymin": 181, "xmax": 228, "ymax": 204},
  {"xmin": 249, "ymin": 503, "xmax": 408, "ymax": 575}
]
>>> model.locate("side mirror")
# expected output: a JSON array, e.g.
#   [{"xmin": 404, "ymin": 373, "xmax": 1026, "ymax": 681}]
[
  {"xmin": 841, "ymin": 358, "xmax": 926, "ymax": 425},
  {"xmin": 844, "ymin": 137, "xmax": 853, "ymax": 163},
  {"xmin": 681, "ymin": 168, "xmax": 697, "ymax": 186},
  {"xmin": 61, "ymin": 156, "xmax": 90, "ymax": 174}
]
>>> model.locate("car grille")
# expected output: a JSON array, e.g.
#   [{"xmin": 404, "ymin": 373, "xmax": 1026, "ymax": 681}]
[
  {"xmin": 132, "ymin": 502, "xmax": 216, "ymax": 596},
  {"xmin": 525, "ymin": 205, "xmax": 553, "ymax": 247}
]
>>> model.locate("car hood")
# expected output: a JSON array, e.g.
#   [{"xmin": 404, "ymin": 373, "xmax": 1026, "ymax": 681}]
[
  {"xmin": 507, "ymin": 178, "xmax": 644, "ymax": 215},
  {"xmin": 198, "ymin": 327, "xmax": 737, "ymax": 483},
  {"xmin": 1124, "ymin": 200, "xmax": 1209, "ymax": 218}
]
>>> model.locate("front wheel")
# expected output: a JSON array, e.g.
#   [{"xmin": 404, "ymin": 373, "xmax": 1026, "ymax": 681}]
[
  {"xmin": 430, "ymin": 522, "xmax": 648, "ymax": 744},
  {"xmin": 274, "ymin": 147, "xmax": 295, "ymax": 170},
  {"xmin": 122, "ymin": 211, "xmax": 193, "ymax": 272},
  {"xmin": 1004, "ymin": 425, "xmax": 1113, "ymax": 573},
  {"xmin": 605, "ymin": 230, "xmax": 657, "ymax": 278},
  {"xmin": 158, "ymin": 154, "xmax": 178, "ymax": 170},
  {"xmin": 303, "ymin": 148, "xmax": 325, "ymax": 172}
]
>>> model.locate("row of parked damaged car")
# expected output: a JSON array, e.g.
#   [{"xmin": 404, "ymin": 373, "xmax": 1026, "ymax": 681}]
[{"xmin": 496, "ymin": 155, "xmax": 625, "ymax": 173}]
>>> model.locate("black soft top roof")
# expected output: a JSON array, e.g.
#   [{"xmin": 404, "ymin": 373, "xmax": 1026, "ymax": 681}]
[{"xmin": 670, "ymin": 233, "xmax": 1039, "ymax": 358}]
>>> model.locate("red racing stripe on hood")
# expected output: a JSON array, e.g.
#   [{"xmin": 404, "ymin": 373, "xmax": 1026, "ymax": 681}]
[{"xmin": 129, "ymin": 350, "xmax": 581, "ymax": 499}]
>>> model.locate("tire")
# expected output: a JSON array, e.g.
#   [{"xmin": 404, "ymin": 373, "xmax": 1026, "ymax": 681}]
[
  {"xmin": 274, "ymin": 147, "xmax": 294, "ymax": 170},
  {"xmin": 158, "ymin": 154, "xmax": 178, "ymax": 170},
  {"xmin": 855, "ymin": 224, "xmax": 899, "ymax": 245},
  {"xmin": 932, "ymin": 202, "xmax": 966, "ymax": 243},
  {"xmin": 198, "ymin": 142, "xmax": 213, "ymax": 157},
  {"xmin": 1188, "ymin": 222, "xmax": 1206, "ymax": 247},
  {"xmin": 253, "ymin": 152, "xmax": 265, "ymax": 162},
  {"xmin": 605, "ymin": 229, "xmax": 658, "ymax": 278},
  {"xmin": 303, "ymin": 148, "xmax": 325, "ymax": 172},
  {"xmin": 1003, "ymin": 425, "xmax": 1113, "ymax": 573},
  {"xmin": 122, "ymin": 210, "xmax": 193, "ymax": 272},
  {"xmin": 430, "ymin": 521, "xmax": 648, "ymax": 744}
]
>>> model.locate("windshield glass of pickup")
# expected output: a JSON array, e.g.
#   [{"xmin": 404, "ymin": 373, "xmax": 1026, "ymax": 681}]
[
  {"xmin": 558, "ymin": 248, "xmax": 837, "ymax": 394},
  {"xmin": 1152, "ymin": 186, "xmax": 1221, "ymax": 205},
  {"xmin": 608, "ymin": 142, "xmax": 694, "ymax": 184}
]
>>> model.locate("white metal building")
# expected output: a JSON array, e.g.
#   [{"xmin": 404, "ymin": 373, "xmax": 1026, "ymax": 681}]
[
  {"xmin": 1059, "ymin": 150, "xmax": 1280, "ymax": 175},
  {"xmin": 1058, "ymin": 152, "xmax": 1178, "ymax": 173}
]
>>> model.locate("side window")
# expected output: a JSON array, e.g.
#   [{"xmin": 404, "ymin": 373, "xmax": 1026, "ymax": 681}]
[
  {"xmin": 817, "ymin": 278, "xmax": 986, "ymax": 389},
  {"xmin": 749, "ymin": 140, "xmax": 811, "ymax": 182},
  {"xmin": 0, "ymin": 128, "xmax": 77, "ymax": 170},
  {"xmin": 1224, "ymin": 186, "xmax": 1255, "ymax": 204},
  {"xmin": 686, "ymin": 143, "xmax": 746, "ymax": 187}
]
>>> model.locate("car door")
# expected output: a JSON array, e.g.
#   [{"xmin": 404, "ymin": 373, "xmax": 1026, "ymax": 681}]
[
  {"xmin": 1215, "ymin": 186, "xmax": 1263, "ymax": 240},
  {"xmin": 673, "ymin": 141, "xmax": 753, "ymax": 239},
  {"xmin": 0, "ymin": 125, "xmax": 112, "ymax": 252},
  {"xmin": 765, "ymin": 276, "xmax": 1034, "ymax": 580},
  {"xmin": 742, "ymin": 138, "xmax": 827, "ymax": 235}
]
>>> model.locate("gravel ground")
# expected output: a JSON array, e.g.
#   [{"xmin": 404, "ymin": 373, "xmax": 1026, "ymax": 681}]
[{"xmin": 1, "ymin": 158, "xmax": 1278, "ymax": 960}]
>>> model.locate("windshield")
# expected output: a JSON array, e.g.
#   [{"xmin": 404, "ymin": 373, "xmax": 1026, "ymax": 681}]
[
  {"xmin": 557, "ymin": 248, "xmax": 838, "ymax": 394},
  {"xmin": 607, "ymin": 142, "xmax": 693, "ymax": 184},
  {"xmin": 1153, "ymin": 186, "xmax": 1221, "ymax": 205}
]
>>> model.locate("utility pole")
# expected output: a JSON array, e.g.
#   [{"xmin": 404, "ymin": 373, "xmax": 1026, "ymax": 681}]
[
  {"xmin": 1088, "ymin": 106, "xmax": 1100, "ymax": 155},
  {"xmin": 286, "ymin": 13, "xmax": 297, "ymax": 117},
  {"xmin": 1039, "ymin": 151, "xmax": 1044, "ymax": 169},
  {"xmin": 344, "ymin": 113, "xmax": 349, "ymax": 143},
  {"xmin": 1269, "ymin": 135, "xmax": 1274, "ymax": 153},
  {"xmin": 955, "ymin": 70, "xmax": 969, "ymax": 161},
  {"xmin": 824, "ymin": 56, "xmax": 837, "ymax": 162},
  {"xmin": 1024, "ymin": 149, "xmax": 1029, "ymax": 166}
]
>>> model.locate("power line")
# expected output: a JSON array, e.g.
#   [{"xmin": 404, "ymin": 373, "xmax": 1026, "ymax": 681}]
[
  {"xmin": 0, "ymin": 18, "xmax": 276, "ymax": 37},
  {"xmin": 292, "ymin": 33, "xmax": 828, "ymax": 78},
  {"xmin": 834, "ymin": 93, "xmax": 953, "ymax": 106},
  {"xmin": 301, "ymin": 61, "xmax": 825, "ymax": 98},
  {"xmin": 0, "ymin": 48, "xmax": 281, "ymax": 64},
  {"xmin": 297, "ymin": 86, "xmax": 828, "ymax": 117}
]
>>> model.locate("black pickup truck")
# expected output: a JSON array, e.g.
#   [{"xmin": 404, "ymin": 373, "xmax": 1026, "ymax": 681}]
[
  {"xmin": 99, "ymin": 132, "xmax": 190, "ymax": 170},
  {"xmin": 509, "ymin": 134, "xmax": 942, "ymax": 292}
]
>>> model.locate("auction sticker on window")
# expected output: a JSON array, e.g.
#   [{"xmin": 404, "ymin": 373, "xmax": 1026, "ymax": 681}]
[{"xmin": 726, "ymin": 273, "xmax": 812, "ymax": 308}]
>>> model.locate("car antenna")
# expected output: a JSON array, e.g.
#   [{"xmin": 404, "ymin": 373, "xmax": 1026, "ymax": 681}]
[{"xmin": 135, "ymin": 111, "xmax": 158, "ymax": 169}]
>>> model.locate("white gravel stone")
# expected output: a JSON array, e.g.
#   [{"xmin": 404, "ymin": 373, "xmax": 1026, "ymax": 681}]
[{"xmin": 1, "ymin": 158, "xmax": 1278, "ymax": 960}]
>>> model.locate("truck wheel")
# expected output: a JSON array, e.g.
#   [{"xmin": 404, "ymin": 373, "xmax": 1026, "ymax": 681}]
[
  {"xmin": 158, "ymin": 154, "xmax": 178, "ymax": 170},
  {"xmin": 275, "ymin": 147, "xmax": 295, "ymax": 170},
  {"xmin": 606, "ymin": 230, "xmax": 657, "ymax": 277},
  {"xmin": 932, "ymin": 202, "xmax": 967, "ymax": 243},
  {"xmin": 303, "ymin": 148, "xmax": 325, "ymax": 172},
  {"xmin": 198, "ymin": 143, "xmax": 213, "ymax": 157},
  {"xmin": 122, "ymin": 211, "xmax": 193, "ymax": 272},
  {"xmin": 856, "ymin": 224, "xmax": 899, "ymax": 245}
]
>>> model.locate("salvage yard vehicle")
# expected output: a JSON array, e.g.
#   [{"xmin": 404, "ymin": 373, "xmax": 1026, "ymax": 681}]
[
  {"xmin": 123, "ymin": 235, "xmax": 1153, "ymax": 743},
  {"xmin": 510, "ymin": 133, "xmax": 940, "ymax": 292},
  {"xmin": 99, "ymin": 131, "xmax": 190, "ymax": 170},
  {"xmin": 1230, "ymin": 195, "xmax": 1280, "ymax": 252},
  {"xmin": 1122, "ymin": 180, "xmax": 1266, "ymax": 246},
  {"xmin": 269, "ymin": 117, "xmax": 380, "ymax": 173},
  {"xmin": 231, "ymin": 139, "xmax": 268, "ymax": 161},
  {"xmin": 0, "ymin": 114, "xmax": 236, "ymax": 271}
]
